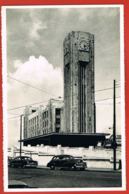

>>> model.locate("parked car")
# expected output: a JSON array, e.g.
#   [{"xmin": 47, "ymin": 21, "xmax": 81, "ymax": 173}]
[
  {"xmin": 10, "ymin": 156, "xmax": 38, "ymax": 168},
  {"xmin": 47, "ymin": 155, "xmax": 87, "ymax": 170}
]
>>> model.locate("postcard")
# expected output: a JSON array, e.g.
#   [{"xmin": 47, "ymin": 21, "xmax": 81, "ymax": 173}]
[{"xmin": 0, "ymin": 1, "xmax": 128, "ymax": 193}]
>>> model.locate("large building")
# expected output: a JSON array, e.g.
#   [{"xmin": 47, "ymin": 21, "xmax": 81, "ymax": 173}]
[
  {"xmin": 64, "ymin": 31, "xmax": 95, "ymax": 133},
  {"xmin": 22, "ymin": 31, "xmax": 108, "ymax": 147},
  {"xmin": 23, "ymin": 99, "xmax": 64, "ymax": 139}
]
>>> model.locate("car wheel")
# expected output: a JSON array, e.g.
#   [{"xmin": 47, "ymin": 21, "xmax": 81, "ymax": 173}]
[
  {"xmin": 22, "ymin": 164, "xmax": 26, "ymax": 168},
  {"xmin": 81, "ymin": 167, "xmax": 85, "ymax": 171},
  {"xmin": 50, "ymin": 165, "xmax": 55, "ymax": 170},
  {"xmin": 73, "ymin": 165, "xmax": 77, "ymax": 170}
]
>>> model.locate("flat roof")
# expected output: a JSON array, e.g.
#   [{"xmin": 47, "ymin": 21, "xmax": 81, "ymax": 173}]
[{"xmin": 20, "ymin": 132, "xmax": 109, "ymax": 148}]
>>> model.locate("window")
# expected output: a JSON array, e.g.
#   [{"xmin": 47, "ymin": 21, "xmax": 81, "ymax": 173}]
[
  {"xmin": 53, "ymin": 156, "xmax": 60, "ymax": 160},
  {"xmin": 47, "ymin": 120, "xmax": 48, "ymax": 126},
  {"xmin": 56, "ymin": 118, "xmax": 60, "ymax": 124},
  {"xmin": 56, "ymin": 108, "xmax": 61, "ymax": 115},
  {"xmin": 56, "ymin": 127, "xmax": 60, "ymax": 133},
  {"xmin": 46, "ymin": 111, "xmax": 48, "ymax": 118}
]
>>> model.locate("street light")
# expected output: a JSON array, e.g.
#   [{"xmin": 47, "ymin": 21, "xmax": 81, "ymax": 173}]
[{"xmin": 113, "ymin": 80, "xmax": 117, "ymax": 170}]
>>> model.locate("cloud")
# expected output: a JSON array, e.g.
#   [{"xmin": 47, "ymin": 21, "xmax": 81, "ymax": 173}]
[
  {"xmin": 8, "ymin": 55, "xmax": 63, "ymax": 96},
  {"xmin": 29, "ymin": 10, "xmax": 48, "ymax": 40},
  {"xmin": 30, "ymin": 21, "xmax": 46, "ymax": 39},
  {"xmin": 7, "ymin": 56, "xmax": 63, "ymax": 146}
]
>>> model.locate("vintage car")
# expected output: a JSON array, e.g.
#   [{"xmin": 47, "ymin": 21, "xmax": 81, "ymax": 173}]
[
  {"xmin": 10, "ymin": 156, "xmax": 38, "ymax": 168},
  {"xmin": 47, "ymin": 154, "xmax": 87, "ymax": 170}
]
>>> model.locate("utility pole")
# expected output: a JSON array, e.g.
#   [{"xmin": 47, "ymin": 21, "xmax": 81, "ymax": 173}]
[
  {"xmin": 20, "ymin": 115, "xmax": 23, "ymax": 157},
  {"xmin": 113, "ymin": 80, "xmax": 117, "ymax": 170},
  {"xmin": 94, "ymin": 102, "xmax": 96, "ymax": 133}
]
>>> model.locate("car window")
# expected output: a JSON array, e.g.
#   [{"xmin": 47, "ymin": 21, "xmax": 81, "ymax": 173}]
[
  {"xmin": 78, "ymin": 159, "xmax": 82, "ymax": 162},
  {"xmin": 59, "ymin": 156, "xmax": 64, "ymax": 160},
  {"xmin": 62, "ymin": 156, "xmax": 70, "ymax": 160},
  {"xmin": 69, "ymin": 156, "xmax": 73, "ymax": 159},
  {"xmin": 65, "ymin": 157, "xmax": 71, "ymax": 160},
  {"xmin": 15, "ymin": 157, "xmax": 21, "ymax": 161},
  {"xmin": 61, "ymin": 157, "xmax": 66, "ymax": 160},
  {"xmin": 25, "ymin": 157, "xmax": 32, "ymax": 161},
  {"xmin": 53, "ymin": 155, "xmax": 73, "ymax": 160},
  {"xmin": 53, "ymin": 156, "xmax": 59, "ymax": 160}
]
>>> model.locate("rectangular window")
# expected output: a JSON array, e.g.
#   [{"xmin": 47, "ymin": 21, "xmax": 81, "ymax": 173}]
[
  {"xmin": 56, "ymin": 108, "xmax": 61, "ymax": 115},
  {"xmin": 56, "ymin": 118, "xmax": 60, "ymax": 124},
  {"xmin": 56, "ymin": 127, "xmax": 60, "ymax": 133}
]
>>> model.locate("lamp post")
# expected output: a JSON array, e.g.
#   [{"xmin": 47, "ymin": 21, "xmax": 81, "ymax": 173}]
[{"xmin": 113, "ymin": 80, "xmax": 117, "ymax": 170}]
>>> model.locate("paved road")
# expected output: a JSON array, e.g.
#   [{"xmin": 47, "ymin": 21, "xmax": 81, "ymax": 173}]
[{"xmin": 8, "ymin": 167, "xmax": 122, "ymax": 188}]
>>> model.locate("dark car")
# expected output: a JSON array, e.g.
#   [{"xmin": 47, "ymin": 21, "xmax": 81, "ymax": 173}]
[
  {"xmin": 10, "ymin": 156, "xmax": 38, "ymax": 168},
  {"xmin": 47, "ymin": 155, "xmax": 87, "ymax": 170}
]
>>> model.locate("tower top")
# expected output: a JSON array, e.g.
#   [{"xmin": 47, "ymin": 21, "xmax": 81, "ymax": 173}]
[{"xmin": 64, "ymin": 31, "xmax": 94, "ymax": 40}]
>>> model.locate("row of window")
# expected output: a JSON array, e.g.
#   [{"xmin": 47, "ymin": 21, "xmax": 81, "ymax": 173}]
[
  {"xmin": 42, "ymin": 111, "xmax": 48, "ymax": 119},
  {"xmin": 28, "ymin": 127, "xmax": 50, "ymax": 137},
  {"xmin": 28, "ymin": 126, "xmax": 38, "ymax": 133},
  {"xmin": 42, "ymin": 128, "xmax": 50, "ymax": 134},
  {"xmin": 28, "ymin": 111, "xmax": 49, "ymax": 126},
  {"xmin": 26, "ymin": 108, "xmax": 61, "ymax": 138},
  {"xmin": 28, "ymin": 120, "xmax": 49, "ymax": 132},
  {"xmin": 28, "ymin": 116, "xmax": 39, "ymax": 126},
  {"xmin": 42, "ymin": 120, "xmax": 49, "ymax": 128},
  {"xmin": 28, "ymin": 109, "xmax": 60, "ymax": 127}
]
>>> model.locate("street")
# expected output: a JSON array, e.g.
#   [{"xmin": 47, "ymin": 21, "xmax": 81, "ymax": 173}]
[{"xmin": 8, "ymin": 167, "xmax": 122, "ymax": 188}]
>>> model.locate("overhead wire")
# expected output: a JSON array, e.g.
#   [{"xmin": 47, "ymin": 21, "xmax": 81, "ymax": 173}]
[
  {"xmin": 7, "ymin": 76, "xmax": 121, "ymax": 112},
  {"xmin": 7, "ymin": 75, "xmax": 56, "ymax": 96}
]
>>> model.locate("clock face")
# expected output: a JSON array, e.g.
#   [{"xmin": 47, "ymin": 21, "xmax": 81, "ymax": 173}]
[{"xmin": 79, "ymin": 40, "xmax": 89, "ymax": 51}]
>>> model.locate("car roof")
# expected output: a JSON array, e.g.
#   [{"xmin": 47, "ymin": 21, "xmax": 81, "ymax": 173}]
[
  {"xmin": 15, "ymin": 156, "xmax": 31, "ymax": 158},
  {"xmin": 54, "ymin": 155, "xmax": 73, "ymax": 157}
]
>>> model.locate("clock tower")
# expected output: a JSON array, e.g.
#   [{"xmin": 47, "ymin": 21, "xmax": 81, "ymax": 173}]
[{"xmin": 63, "ymin": 31, "xmax": 95, "ymax": 133}]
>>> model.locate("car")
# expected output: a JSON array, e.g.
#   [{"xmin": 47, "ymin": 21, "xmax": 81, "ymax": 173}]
[
  {"xmin": 10, "ymin": 156, "xmax": 38, "ymax": 168},
  {"xmin": 47, "ymin": 155, "xmax": 87, "ymax": 170},
  {"xmin": 8, "ymin": 180, "xmax": 29, "ymax": 188}
]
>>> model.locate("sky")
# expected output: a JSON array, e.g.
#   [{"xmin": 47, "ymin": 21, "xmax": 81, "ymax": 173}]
[{"xmin": 3, "ymin": 6, "xmax": 123, "ymax": 147}]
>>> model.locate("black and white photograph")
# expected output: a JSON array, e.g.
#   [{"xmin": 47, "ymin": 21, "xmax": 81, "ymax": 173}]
[{"xmin": 2, "ymin": 5, "xmax": 125, "ymax": 191}]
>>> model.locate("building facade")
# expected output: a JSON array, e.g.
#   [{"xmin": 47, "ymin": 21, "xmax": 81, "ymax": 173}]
[
  {"xmin": 23, "ymin": 99, "xmax": 64, "ymax": 139},
  {"xmin": 64, "ymin": 31, "xmax": 95, "ymax": 133}
]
